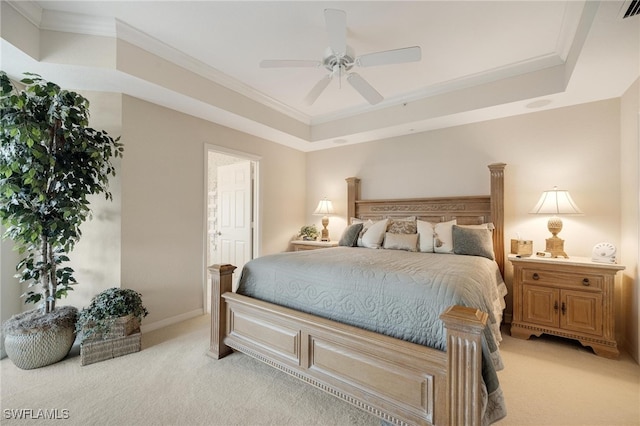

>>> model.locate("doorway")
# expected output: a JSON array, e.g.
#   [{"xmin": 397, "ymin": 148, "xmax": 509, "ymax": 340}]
[{"xmin": 204, "ymin": 145, "xmax": 259, "ymax": 313}]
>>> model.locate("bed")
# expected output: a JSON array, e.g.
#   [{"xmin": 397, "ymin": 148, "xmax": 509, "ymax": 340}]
[{"xmin": 208, "ymin": 163, "xmax": 507, "ymax": 426}]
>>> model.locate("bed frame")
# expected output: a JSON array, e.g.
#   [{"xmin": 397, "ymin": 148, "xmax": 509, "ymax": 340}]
[{"xmin": 208, "ymin": 163, "xmax": 506, "ymax": 426}]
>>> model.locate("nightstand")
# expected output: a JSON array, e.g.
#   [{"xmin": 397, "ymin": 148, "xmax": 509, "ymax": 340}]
[
  {"xmin": 509, "ymin": 254, "xmax": 625, "ymax": 358},
  {"xmin": 290, "ymin": 240, "xmax": 339, "ymax": 251}
]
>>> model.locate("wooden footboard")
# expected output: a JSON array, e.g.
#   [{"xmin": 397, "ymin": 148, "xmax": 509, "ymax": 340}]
[{"xmin": 208, "ymin": 264, "xmax": 487, "ymax": 426}]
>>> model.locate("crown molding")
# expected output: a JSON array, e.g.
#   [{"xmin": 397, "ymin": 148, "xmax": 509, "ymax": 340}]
[
  {"xmin": 7, "ymin": 0, "xmax": 311, "ymax": 125},
  {"xmin": 40, "ymin": 8, "xmax": 116, "ymax": 37}
]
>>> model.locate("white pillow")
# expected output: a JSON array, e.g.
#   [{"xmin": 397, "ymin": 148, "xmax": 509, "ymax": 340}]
[
  {"xmin": 361, "ymin": 219, "xmax": 389, "ymax": 249},
  {"xmin": 354, "ymin": 219, "xmax": 374, "ymax": 247},
  {"xmin": 417, "ymin": 220, "xmax": 435, "ymax": 253},
  {"xmin": 434, "ymin": 219, "xmax": 457, "ymax": 254}
]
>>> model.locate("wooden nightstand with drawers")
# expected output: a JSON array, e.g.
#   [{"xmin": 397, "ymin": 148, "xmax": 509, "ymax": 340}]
[{"xmin": 509, "ymin": 254, "xmax": 625, "ymax": 358}]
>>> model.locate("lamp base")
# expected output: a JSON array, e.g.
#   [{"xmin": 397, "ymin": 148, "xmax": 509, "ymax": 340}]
[
  {"xmin": 320, "ymin": 216, "xmax": 330, "ymax": 242},
  {"xmin": 545, "ymin": 236, "xmax": 568, "ymax": 258}
]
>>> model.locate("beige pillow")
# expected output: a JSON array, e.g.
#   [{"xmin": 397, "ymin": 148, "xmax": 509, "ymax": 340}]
[
  {"xmin": 383, "ymin": 232, "xmax": 418, "ymax": 252},
  {"xmin": 386, "ymin": 216, "xmax": 417, "ymax": 234}
]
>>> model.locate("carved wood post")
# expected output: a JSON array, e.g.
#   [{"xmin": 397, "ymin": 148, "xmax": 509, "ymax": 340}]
[
  {"xmin": 345, "ymin": 177, "xmax": 361, "ymax": 222},
  {"xmin": 207, "ymin": 264, "xmax": 236, "ymax": 359},
  {"xmin": 488, "ymin": 163, "xmax": 506, "ymax": 277},
  {"xmin": 440, "ymin": 306, "xmax": 488, "ymax": 426}
]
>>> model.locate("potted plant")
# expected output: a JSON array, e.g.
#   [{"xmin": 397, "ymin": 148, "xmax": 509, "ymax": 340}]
[
  {"xmin": 0, "ymin": 71, "xmax": 123, "ymax": 369},
  {"xmin": 76, "ymin": 288, "xmax": 148, "ymax": 341},
  {"xmin": 298, "ymin": 224, "xmax": 319, "ymax": 241}
]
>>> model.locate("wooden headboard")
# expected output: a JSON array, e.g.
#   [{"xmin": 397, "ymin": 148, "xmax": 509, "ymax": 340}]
[{"xmin": 346, "ymin": 163, "xmax": 506, "ymax": 276}]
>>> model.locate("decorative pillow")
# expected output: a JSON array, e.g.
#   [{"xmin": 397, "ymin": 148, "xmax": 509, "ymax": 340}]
[
  {"xmin": 459, "ymin": 223, "xmax": 495, "ymax": 230},
  {"xmin": 338, "ymin": 223, "xmax": 364, "ymax": 247},
  {"xmin": 452, "ymin": 225, "xmax": 495, "ymax": 260},
  {"xmin": 417, "ymin": 220, "xmax": 435, "ymax": 253},
  {"xmin": 386, "ymin": 217, "xmax": 417, "ymax": 234},
  {"xmin": 361, "ymin": 219, "xmax": 389, "ymax": 249},
  {"xmin": 434, "ymin": 219, "xmax": 457, "ymax": 254},
  {"xmin": 353, "ymin": 219, "xmax": 374, "ymax": 247},
  {"xmin": 383, "ymin": 232, "xmax": 418, "ymax": 252}
]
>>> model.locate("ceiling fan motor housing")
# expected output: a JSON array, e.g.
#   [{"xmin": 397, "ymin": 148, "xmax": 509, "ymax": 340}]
[{"xmin": 323, "ymin": 46, "xmax": 355, "ymax": 73}]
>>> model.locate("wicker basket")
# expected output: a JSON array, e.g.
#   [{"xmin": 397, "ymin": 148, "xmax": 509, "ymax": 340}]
[
  {"xmin": 83, "ymin": 314, "xmax": 140, "ymax": 341},
  {"xmin": 80, "ymin": 330, "xmax": 141, "ymax": 366},
  {"xmin": 105, "ymin": 314, "xmax": 140, "ymax": 338},
  {"xmin": 5, "ymin": 326, "xmax": 76, "ymax": 370}
]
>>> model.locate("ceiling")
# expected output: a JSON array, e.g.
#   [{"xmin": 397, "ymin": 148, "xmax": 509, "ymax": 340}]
[{"xmin": 2, "ymin": 1, "xmax": 639, "ymax": 151}]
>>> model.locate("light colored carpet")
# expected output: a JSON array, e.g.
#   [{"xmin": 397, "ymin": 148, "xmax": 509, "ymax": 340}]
[{"xmin": 1, "ymin": 314, "xmax": 639, "ymax": 426}]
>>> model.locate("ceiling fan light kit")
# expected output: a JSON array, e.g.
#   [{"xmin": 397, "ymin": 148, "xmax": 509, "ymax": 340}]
[{"xmin": 260, "ymin": 8, "xmax": 422, "ymax": 106}]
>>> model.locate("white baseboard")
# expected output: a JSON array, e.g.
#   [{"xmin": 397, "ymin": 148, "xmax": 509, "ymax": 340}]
[{"xmin": 140, "ymin": 308, "xmax": 204, "ymax": 333}]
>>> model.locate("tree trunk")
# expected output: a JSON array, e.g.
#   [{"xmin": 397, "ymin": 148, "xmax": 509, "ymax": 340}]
[
  {"xmin": 48, "ymin": 246, "xmax": 57, "ymax": 312},
  {"xmin": 41, "ymin": 236, "xmax": 51, "ymax": 314}
]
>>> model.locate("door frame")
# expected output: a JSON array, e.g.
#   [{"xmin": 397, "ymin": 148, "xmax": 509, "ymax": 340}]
[{"xmin": 203, "ymin": 143, "xmax": 261, "ymax": 312}]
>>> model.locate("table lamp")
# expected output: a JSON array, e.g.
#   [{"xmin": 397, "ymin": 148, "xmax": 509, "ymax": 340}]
[
  {"xmin": 529, "ymin": 186, "xmax": 583, "ymax": 258},
  {"xmin": 313, "ymin": 198, "xmax": 335, "ymax": 241}
]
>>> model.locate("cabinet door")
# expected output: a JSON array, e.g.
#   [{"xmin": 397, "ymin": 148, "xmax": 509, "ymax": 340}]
[
  {"xmin": 561, "ymin": 290, "xmax": 603, "ymax": 336},
  {"xmin": 522, "ymin": 284, "xmax": 559, "ymax": 328}
]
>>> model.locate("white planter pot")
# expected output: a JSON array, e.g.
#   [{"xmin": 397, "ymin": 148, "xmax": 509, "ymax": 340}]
[{"xmin": 3, "ymin": 307, "xmax": 77, "ymax": 370}]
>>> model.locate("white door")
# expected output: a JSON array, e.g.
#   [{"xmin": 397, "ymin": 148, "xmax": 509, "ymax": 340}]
[{"xmin": 216, "ymin": 161, "xmax": 253, "ymax": 290}]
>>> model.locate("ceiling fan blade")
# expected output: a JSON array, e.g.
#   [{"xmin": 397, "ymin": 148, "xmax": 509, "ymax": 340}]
[
  {"xmin": 260, "ymin": 60, "xmax": 321, "ymax": 68},
  {"xmin": 324, "ymin": 9, "xmax": 347, "ymax": 56},
  {"xmin": 356, "ymin": 46, "xmax": 422, "ymax": 67},
  {"xmin": 304, "ymin": 74, "xmax": 332, "ymax": 105},
  {"xmin": 346, "ymin": 73, "xmax": 383, "ymax": 105}
]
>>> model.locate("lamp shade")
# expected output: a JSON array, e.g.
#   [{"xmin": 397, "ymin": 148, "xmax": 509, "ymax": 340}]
[
  {"xmin": 313, "ymin": 198, "xmax": 335, "ymax": 216},
  {"xmin": 529, "ymin": 187, "xmax": 583, "ymax": 215}
]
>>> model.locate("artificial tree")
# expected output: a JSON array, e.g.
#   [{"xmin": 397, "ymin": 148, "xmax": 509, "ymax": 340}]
[{"xmin": 0, "ymin": 71, "xmax": 123, "ymax": 315}]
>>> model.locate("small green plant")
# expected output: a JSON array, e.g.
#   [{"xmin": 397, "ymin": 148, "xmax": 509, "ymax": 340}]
[
  {"xmin": 76, "ymin": 288, "xmax": 148, "ymax": 339},
  {"xmin": 298, "ymin": 224, "xmax": 319, "ymax": 240}
]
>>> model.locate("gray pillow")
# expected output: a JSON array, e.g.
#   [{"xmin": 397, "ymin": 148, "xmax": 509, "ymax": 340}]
[
  {"xmin": 339, "ymin": 223, "xmax": 364, "ymax": 247},
  {"xmin": 452, "ymin": 225, "xmax": 495, "ymax": 260}
]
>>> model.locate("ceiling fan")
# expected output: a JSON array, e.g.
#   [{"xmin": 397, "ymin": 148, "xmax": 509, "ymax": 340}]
[{"xmin": 259, "ymin": 9, "xmax": 422, "ymax": 106}]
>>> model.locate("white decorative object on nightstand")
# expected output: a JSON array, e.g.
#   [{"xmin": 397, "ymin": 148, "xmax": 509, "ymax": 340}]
[
  {"xmin": 591, "ymin": 242, "xmax": 617, "ymax": 264},
  {"xmin": 509, "ymin": 254, "xmax": 625, "ymax": 358}
]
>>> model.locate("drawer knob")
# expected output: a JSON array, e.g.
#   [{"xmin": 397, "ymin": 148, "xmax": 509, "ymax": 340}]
[
  {"xmin": 532, "ymin": 273, "xmax": 540, "ymax": 280},
  {"xmin": 582, "ymin": 278, "xmax": 590, "ymax": 286}
]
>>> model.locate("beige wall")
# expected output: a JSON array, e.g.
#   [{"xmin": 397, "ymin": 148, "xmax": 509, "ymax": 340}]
[
  {"xmin": 0, "ymin": 227, "xmax": 21, "ymax": 358},
  {"xmin": 620, "ymin": 78, "xmax": 640, "ymax": 362},
  {"xmin": 306, "ymin": 99, "xmax": 629, "ymax": 341},
  {"xmin": 120, "ymin": 95, "xmax": 305, "ymax": 328},
  {"xmin": 63, "ymin": 92, "xmax": 123, "ymax": 309}
]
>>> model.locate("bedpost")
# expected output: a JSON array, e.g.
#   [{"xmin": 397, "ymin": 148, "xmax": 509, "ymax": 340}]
[
  {"xmin": 440, "ymin": 306, "xmax": 488, "ymax": 426},
  {"xmin": 207, "ymin": 264, "xmax": 237, "ymax": 359},
  {"xmin": 488, "ymin": 163, "xmax": 506, "ymax": 277},
  {"xmin": 345, "ymin": 177, "xmax": 361, "ymax": 222}
]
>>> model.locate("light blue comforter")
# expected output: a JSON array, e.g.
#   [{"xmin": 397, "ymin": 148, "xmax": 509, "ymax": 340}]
[{"xmin": 237, "ymin": 246, "xmax": 507, "ymax": 424}]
